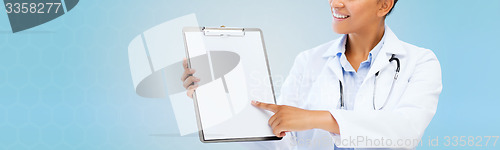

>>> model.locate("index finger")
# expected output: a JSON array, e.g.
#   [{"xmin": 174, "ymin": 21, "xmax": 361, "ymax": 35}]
[{"xmin": 252, "ymin": 100, "xmax": 279, "ymax": 113}]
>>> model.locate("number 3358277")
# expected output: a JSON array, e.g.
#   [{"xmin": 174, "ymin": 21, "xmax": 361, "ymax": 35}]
[{"xmin": 5, "ymin": 3, "xmax": 62, "ymax": 14}]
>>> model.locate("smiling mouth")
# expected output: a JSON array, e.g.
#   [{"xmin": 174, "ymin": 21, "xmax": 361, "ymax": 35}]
[{"xmin": 333, "ymin": 11, "xmax": 350, "ymax": 19}]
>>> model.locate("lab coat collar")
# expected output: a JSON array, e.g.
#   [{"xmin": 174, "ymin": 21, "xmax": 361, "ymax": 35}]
[
  {"xmin": 381, "ymin": 25, "xmax": 406, "ymax": 56},
  {"xmin": 322, "ymin": 35, "xmax": 346, "ymax": 58}
]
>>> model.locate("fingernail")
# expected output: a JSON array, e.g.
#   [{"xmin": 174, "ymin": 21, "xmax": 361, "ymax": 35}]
[{"xmin": 251, "ymin": 100, "xmax": 259, "ymax": 105}]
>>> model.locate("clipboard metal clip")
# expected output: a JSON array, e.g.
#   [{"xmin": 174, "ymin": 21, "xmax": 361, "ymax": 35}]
[{"xmin": 203, "ymin": 26, "xmax": 245, "ymax": 37}]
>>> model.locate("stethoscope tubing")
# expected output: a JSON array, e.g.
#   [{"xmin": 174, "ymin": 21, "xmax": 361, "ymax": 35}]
[{"xmin": 339, "ymin": 54, "xmax": 400, "ymax": 110}]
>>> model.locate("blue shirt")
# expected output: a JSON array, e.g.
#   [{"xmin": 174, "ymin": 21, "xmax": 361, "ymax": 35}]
[{"xmin": 336, "ymin": 34, "xmax": 386, "ymax": 110}]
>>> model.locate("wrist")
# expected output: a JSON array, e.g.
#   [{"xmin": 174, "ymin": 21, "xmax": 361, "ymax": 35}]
[
  {"xmin": 311, "ymin": 111, "xmax": 340, "ymax": 134},
  {"xmin": 309, "ymin": 111, "xmax": 326, "ymax": 129}
]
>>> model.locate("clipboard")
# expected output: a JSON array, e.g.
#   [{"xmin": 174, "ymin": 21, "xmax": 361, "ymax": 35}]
[{"xmin": 183, "ymin": 27, "xmax": 282, "ymax": 142}]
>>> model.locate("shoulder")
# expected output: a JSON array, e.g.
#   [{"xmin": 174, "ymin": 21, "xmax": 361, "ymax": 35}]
[
  {"xmin": 399, "ymin": 40, "xmax": 439, "ymax": 62},
  {"xmin": 385, "ymin": 26, "xmax": 438, "ymax": 62},
  {"xmin": 396, "ymin": 40, "xmax": 441, "ymax": 82}
]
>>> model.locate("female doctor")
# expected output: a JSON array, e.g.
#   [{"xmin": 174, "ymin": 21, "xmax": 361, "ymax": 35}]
[{"xmin": 182, "ymin": 0, "xmax": 442, "ymax": 149}]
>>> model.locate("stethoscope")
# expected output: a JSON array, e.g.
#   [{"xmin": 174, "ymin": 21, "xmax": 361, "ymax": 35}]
[{"xmin": 339, "ymin": 54, "xmax": 400, "ymax": 110}]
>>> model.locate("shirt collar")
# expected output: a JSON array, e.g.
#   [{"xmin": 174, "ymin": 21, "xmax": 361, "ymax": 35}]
[{"xmin": 337, "ymin": 33, "xmax": 385, "ymax": 72}]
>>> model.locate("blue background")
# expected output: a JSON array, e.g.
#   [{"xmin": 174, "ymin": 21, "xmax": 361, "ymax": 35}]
[{"xmin": 0, "ymin": 0, "xmax": 499, "ymax": 149}]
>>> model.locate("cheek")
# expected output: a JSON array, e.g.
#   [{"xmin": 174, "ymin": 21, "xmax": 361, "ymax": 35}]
[
  {"xmin": 351, "ymin": 5, "xmax": 379, "ymax": 23},
  {"xmin": 348, "ymin": 8, "xmax": 365, "ymax": 23},
  {"xmin": 332, "ymin": 7, "xmax": 377, "ymax": 34}
]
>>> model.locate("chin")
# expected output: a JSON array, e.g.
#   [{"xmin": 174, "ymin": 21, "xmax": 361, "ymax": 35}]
[{"xmin": 332, "ymin": 22, "xmax": 349, "ymax": 34}]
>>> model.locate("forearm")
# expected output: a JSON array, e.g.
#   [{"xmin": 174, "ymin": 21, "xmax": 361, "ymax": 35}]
[{"xmin": 311, "ymin": 111, "xmax": 340, "ymax": 134}]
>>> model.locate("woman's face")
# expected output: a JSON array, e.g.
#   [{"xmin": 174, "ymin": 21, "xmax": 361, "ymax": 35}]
[{"xmin": 329, "ymin": 0, "xmax": 385, "ymax": 34}]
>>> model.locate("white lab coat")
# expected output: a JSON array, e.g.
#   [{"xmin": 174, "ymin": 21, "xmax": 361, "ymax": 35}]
[{"xmin": 263, "ymin": 26, "xmax": 442, "ymax": 150}]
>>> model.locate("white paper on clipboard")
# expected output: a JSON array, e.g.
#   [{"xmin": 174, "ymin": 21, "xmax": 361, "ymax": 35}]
[{"xmin": 183, "ymin": 27, "xmax": 280, "ymax": 142}]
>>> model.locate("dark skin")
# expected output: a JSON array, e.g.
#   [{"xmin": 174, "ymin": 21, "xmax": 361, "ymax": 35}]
[
  {"xmin": 251, "ymin": 100, "xmax": 339, "ymax": 137},
  {"xmin": 182, "ymin": 0, "xmax": 395, "ymax": 137}
]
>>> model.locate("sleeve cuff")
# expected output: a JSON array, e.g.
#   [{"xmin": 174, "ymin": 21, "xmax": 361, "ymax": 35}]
[{"xmin": 328, "ymin": 109, "xmax": 345, "ymax": 147}]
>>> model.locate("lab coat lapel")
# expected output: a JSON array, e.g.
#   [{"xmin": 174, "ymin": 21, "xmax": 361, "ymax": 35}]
[
  {"xmin": 320, "ymin": 41, "xmax": 345, "ymax": 110},
  {"xmin": 372, "ymin": 63, "xmax": 396, "ymax": 110},
  {"xmin": 322, "ymin": 35, "xmax": 346, "ymax": 83},
  {"xmin": 326, "ymin": 56, "xmax": 344, "ymax": 83},
  {"xmin": 355, "ymin": 47, "xmax": 391, "ymax": 110},
  {"xmin": 364, "ymin": 26, "xmax": 406, "ymax": 84},
  {"xmin": 323, "ymin": 56, "xmax": 342, "ymax": 109},
  {"xmin": 367, "ymin": 26, "xmax": 406, "ymax": 110},
  {"xmin": 365, "ymin": 50, "xmax": 390, "ymax": 84},
  {"xmin": 304, "ymin": 56, "xmax": 342, "ymax": 110}
]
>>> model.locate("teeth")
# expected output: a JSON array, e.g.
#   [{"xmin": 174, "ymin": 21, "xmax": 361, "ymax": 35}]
[{"xmin": 333, "ymin": 11, "xmax": 349, "ymax": 19}]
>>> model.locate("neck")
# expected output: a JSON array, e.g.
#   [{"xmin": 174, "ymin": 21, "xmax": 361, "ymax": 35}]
[{"xmin": 345, "ymin": 21, "xmax": 385, "ymax": 57}]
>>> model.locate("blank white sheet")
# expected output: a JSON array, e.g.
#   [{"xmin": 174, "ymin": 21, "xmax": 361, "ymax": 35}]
[{"xmin": 185, "ymin": 30, "xmax": 277, "ymax": 140}]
